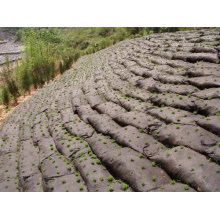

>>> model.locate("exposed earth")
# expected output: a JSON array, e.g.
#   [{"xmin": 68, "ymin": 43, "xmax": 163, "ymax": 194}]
[{"xmin": 0, "ymin": 29, "xmax": 220, "ymax": 192}]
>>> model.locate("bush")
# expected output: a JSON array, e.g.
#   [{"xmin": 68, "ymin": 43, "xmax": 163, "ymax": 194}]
[
  {"xmin": 96, "ymin": 27, "xmax": 115, "ymax": 37},
  {"xmin": 73, "ymin": 51, "xmax": 80, "ymax": 61},
  {"xmin": 20, "ymin": 66, "xmax": 31, "ymax": 94},
  {"xmin": 108, "ymin": 187, "xmax": 114, "ymax": 192},
  {"xmin": 7, "ymin": 79, "xmax": 19, "ymax": 103},
  {"xmin": 64, "ymin": 57, "xmax": 73, "ymax": 70},
  {"xmin": 50, "ymin": 61, "xmax": 55, "ymax": 80},
  {"xmin": 1, "ymin": 85, "xmax": 10, "ymax": 107},
  {"xmin": 122, "ymin": 183, "xmax": 129, "ymax": 191},
  {"xmin": 125, "ymin": 27, "xmax": 141, "ymax": 35},
  {"xmin": 97, "ymin": 38, "xmax": 112, "ymax": 50},
  {"xmin": 184, "ymin": 185, "xmax": 189, "ymax": 190},
  {"xmin": 59, "ymin": 61, "xmax": 64, "ymax": 74},
  {"xmin": 107, "ymin": 176, "xmax": 113, "ymax": 182}
]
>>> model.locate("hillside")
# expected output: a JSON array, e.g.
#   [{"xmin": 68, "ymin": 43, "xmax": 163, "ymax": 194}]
[
  {"xmin": 0, "ymin": 31, "xmax": 24, "ymax": 66},
  {"xmin": 0, "ymin": 29, "xmax": 220, "ymax": 192},
  {"xmin": 0, "ymin": 27, "xmax": 206, "ymax": 107}
]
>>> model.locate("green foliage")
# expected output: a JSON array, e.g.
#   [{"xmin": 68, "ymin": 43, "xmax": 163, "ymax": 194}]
[
  {"xmin": 1, "ymin": 85, "xmax": 10, "ymax": 107},
  {"xmin": 170, "ymin": 180, "xmax": 176, "ymax": 185},
  {"xmin": 17, "ymin": 64, "xmax": 30, "ymax": 94},
  {"xmin": 151, "ymin": 161, "xmax": 156, "ymax": 167},
  {"xmin": 0, "ymin": 55, "xmax": 19, "ymax": 102},
  {"xmin": 7, "ymin": 79, "xmax": 19, "ymax": 103},
  {"xmin": 63, "ymin": 56, "xmax": 73, "ymax": 70},
  {"xmin": 152, "ymin": 176, "xmax": 157, "ymax": 182},
  {"xmin": 79, "ymin": 186, "xmax": 84, "ymax": 191},
  {"xmin": 125, "ymin": 27, "xmax": 141, "ymax": 35},
  {"xmin": 59, "ymin": 61, "xmax": 64, "ymax": 74},
  {"xmin": 138, "ymin": 153, "xmax": 143, "ymax": 158},
  {"xmin": 160, "ymin": 185, "xmax": 165, "ymax": 189},
  {"xmin": 107, "ymin": 175, "xmax": 113, "ymax": 182},
  {"xmin": 6, "ymin": 106, "xmax": 11, "ymax": 112},
  {"xmin": 18, "ymin": 28, "xmax": 62, "ymax": 89},
  {"xmin": 122, "ymin": 183, "xmax": 129, "ymax": 191},
  {"xmin": 108, "ymin": 187, "xmax": 114, "ymax": 192},
  {"xmin": 141, "ymin": 164, "xmax": 146, "ymax": 169},
  {"xmin": 184, "ymin": 185, "xmax": 189, "ymax": 190}
]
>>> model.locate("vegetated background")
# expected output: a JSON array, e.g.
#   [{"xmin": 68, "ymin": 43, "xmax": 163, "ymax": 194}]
[{"xmin": 0, "ymin": 27, "xmax": 211, "ymax": 108}]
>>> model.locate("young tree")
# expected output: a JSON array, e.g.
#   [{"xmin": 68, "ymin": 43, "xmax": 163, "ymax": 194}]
[
  {"xmin": 1, "ymin": 85, "xmax": 10, "ymax": 107},
  {"xmin": 50, "ymin": 61, "xmax": 55, "ymax": 80},
  {"xmin": 0, "ymin": 55, "xmax": 19, "ymax": 103},
  {"xmin": 7, "ymin": 79, "xmax": 19, "ymax": 103},
  {"xmin": 20, "ymin": 28, "xmax": 62, "ymax": 88},
  {"xmin": 19, "ymin": 65, "xmax": 31, "ymax": 95},
  {"xmin": 0, "ymin": 55, "xmax": 11, "ymax": 83},
  {"xmin": 59, "ymin": 61, "xmax": 64, "ymax": 74}
]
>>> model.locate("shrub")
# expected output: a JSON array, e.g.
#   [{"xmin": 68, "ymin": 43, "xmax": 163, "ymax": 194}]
[
  {"xmin": 151, "ymin": 161, "xmax": 156, "ymax": 167},
  {"xmin": 215, "ymin": 168, "xmax": 220, "ymax": 173},
  {"xmin": 7, "ymin": 79, "xmax": 19, "ymax": 103},
  {"xmin": 59, "ymin": 61, "xmax": 64, "ymax": 74},
  {"xmin": 160, "ymin": 185, "xmax": 165, "ymax": 189},
  {"xmin": 1, "ymin": 85, "xmax": 10, "ymax": 107},
  {"xmin": 152, "ymin": 176, "xmax": 157, "ymax": 182},
  {"xmin": 108, "ymin": 187, "xmax": 114, "ymax": 192},
  {"xmin": 141, "ymin": 164, "xmax": 146, "ymax": 169},
  {"xmin": 96, "ymin": 159, "xmax": 101, "ymax": 165},
  {"xmin": 122, "ymin": 183, "xmax": 129, "ymax": 191},
  {"xmin": 184, "ymin": 185, "xmax": 189, "ymax": 190},
  {"xmin": 49, "ymin": 61, "xmax": 55, "ymax": 80},
  {"xmin": 170, "ymin": 180, "xmax": 176, "ymax": 185},
  {"xmin": 107, "ymin": 176, "xmax": 113, "ymax": 182},
  {"xmin": 20, "ymin": 66, "xmax": 31, "ymax": 94},
  {"xmin": 138, "ymin": 153, "xmax": 143, "ymax": 158}
]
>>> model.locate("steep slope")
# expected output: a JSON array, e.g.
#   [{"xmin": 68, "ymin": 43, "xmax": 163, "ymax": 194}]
[{"xmin": 0, "ymin": 29, "xmax": 220, "ymax": 192}]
